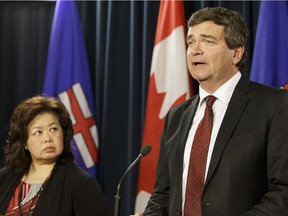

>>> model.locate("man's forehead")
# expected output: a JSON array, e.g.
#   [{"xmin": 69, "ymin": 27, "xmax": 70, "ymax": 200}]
[{"xmin": 187, "ymin": 21, "xmax": 224, "ymax": 38}]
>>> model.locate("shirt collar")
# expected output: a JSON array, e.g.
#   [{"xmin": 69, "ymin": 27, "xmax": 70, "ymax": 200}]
[{"xmin": 198, "ymin": 72, "xmax": 242, "ymax": 107}]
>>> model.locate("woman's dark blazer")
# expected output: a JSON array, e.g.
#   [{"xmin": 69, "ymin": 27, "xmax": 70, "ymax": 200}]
[{"xmin": 0, "ymin": 163, "xmax": 109, "ymax": 216}]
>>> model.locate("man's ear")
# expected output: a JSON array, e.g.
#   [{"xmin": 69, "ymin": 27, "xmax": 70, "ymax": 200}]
[{"xmin": 232, "ymin": 46, "xmax": 245, "ymax": 65}]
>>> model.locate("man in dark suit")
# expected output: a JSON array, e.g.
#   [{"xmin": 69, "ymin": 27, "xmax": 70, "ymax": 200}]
[{"xmin": 134, "ymin": 7, "xmax": 288, "ymax": 216}]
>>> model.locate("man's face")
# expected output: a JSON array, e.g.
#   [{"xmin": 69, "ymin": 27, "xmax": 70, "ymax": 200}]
[{"xmin": 186, "ymin": 21, "xmax": 240, "ymax": 92}]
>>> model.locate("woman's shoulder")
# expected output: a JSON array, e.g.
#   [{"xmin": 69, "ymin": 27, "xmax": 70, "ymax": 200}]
[
  {"xmin": 53, "ymin": 164, "xmax": 108, "ymax": 214},
  {"xmin": 59, "ymin": 163, "xmax": 88, "ymax": 174},
  {"xmin": 0, "ymin": 166, "xmax": 10, "ymax": 178},
  {"xmin": 56, "ymin": 163, "xmax": 95, "ymax": 182},
  {"xmin": 0, "ymin": 166, "xmax": 20, "ymax": 190},
  {"xmin": 55, "ymin": 164, "xmax": 103, "ymax": 195},
  {"xmin": 0, "ymin": 166, "xmax": 8, "ymax": 173}
]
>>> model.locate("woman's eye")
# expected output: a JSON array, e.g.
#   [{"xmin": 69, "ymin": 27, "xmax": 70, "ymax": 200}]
[
  {"xmin": 50, "ymin": 127, "xmax": 58, "ymax": 132},
  {"xmin": 33, "ymin": 131, "xmax": 41, "ymax": 136}
]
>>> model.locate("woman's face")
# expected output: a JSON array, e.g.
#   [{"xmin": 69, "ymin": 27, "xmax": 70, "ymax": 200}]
[{"xmin": 26, "ymin": 112, "xmax": 64, "ymax": 165}]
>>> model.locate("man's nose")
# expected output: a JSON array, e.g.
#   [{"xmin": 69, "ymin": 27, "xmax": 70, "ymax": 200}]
[{"xmin": 189, "ymin": 42, "xmax": 203, "ymax": 56}]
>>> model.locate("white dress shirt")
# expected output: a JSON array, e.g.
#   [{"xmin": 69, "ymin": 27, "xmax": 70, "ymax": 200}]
[{"xmin": 182, "ymin": 72, "xmax": 242, "ymax": 212}]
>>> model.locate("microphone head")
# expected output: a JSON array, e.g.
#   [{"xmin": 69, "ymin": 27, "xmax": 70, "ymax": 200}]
[{"xmin": 140, "ymin": 144, "xmax": 152, "ymax": 156}]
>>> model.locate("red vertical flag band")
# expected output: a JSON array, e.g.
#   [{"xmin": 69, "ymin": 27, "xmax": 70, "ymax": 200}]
[{"xmin": 135, "ymin": 0, "xmax": 192, "ymax": 212}]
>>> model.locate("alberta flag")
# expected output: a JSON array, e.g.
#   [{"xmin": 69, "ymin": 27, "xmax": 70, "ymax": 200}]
[
  {"xmin": 250, "ymin": 1, "xmax": 288, "ymax": 89},
  {"xmin": 43, "ymin": 0, "xmax": 99, "ymax": 177},
  {"xmin": 135, "ymin": 0, "xmax": 191, "ymax": 212}
]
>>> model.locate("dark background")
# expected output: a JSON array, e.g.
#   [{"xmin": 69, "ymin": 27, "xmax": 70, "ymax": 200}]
[{"xmin": 0, "ymin": 1, "xmax": 260, "ymax": 215}]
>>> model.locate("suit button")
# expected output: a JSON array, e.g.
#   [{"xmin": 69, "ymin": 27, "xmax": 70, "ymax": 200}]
[{"xmin": 205, "ymin": 202, "xmax": 211, "ymax": 206}]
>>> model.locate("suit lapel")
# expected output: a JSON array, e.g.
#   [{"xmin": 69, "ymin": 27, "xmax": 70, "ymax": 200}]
[
  {"xmin": 175, "ymin": 95, "xmax": 199, "ymax": 201},
  {"xmin": 177, "ymin": 96, "xmax": 200, "ymax": 155},
  {"xmin": 205, "ymin": 76, "xmax": 251, "ymax": 186}
]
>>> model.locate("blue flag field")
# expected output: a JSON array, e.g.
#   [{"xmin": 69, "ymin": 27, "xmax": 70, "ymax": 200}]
[
  {"xmin": 250, "ymin": 1, "xmax": 288, "ymax": 89},
  {"xmin": 43, "ymin": 0, "xmax": 99, "ymax": 177}
]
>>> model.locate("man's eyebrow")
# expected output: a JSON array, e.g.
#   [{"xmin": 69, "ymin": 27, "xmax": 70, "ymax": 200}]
[
  {"xmin": 201, "ymin": 34, "xmax": 217, "ymax": 40},
  {"xmin": 186, "ymin": 33, "xmax": 217, "ymax": 42},
  {"xmin": 186, "ymin": 34, "xmax": 192, "ymax": 41}
]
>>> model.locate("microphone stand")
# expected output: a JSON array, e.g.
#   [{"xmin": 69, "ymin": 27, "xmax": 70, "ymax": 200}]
[
  {"xmin": 114, "ymin": 144, "xmax": 151, "ymax": 216},
  {"xmin": 114, "ymin": 154, "xmax": 143, "ymax": 216}
]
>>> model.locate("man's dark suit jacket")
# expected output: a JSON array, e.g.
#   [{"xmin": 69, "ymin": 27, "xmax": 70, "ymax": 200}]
[{"xmin": 143, "ymin": 76, "xmax": 288, "ymax": 216}]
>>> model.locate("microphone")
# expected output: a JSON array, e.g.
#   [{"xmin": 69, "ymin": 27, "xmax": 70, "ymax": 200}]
[{"xmin": 114, "ymin": 144, "xmax": 152, "ymax": 216}]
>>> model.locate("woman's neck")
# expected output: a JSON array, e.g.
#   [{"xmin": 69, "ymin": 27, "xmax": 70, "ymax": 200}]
[{"xmin": 23, "ymin": 162, "xmax": 55, "ymax": 183}]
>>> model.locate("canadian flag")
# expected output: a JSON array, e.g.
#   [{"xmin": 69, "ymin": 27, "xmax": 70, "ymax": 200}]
[{"xmin": 135, "ymin": 0, "xmax": 192, "ymax": 212}]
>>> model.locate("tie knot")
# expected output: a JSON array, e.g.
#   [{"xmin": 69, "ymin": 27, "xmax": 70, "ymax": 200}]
[{"xmin": 206, "ymin": 95, "xmax": 216, "ymax": 107}]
